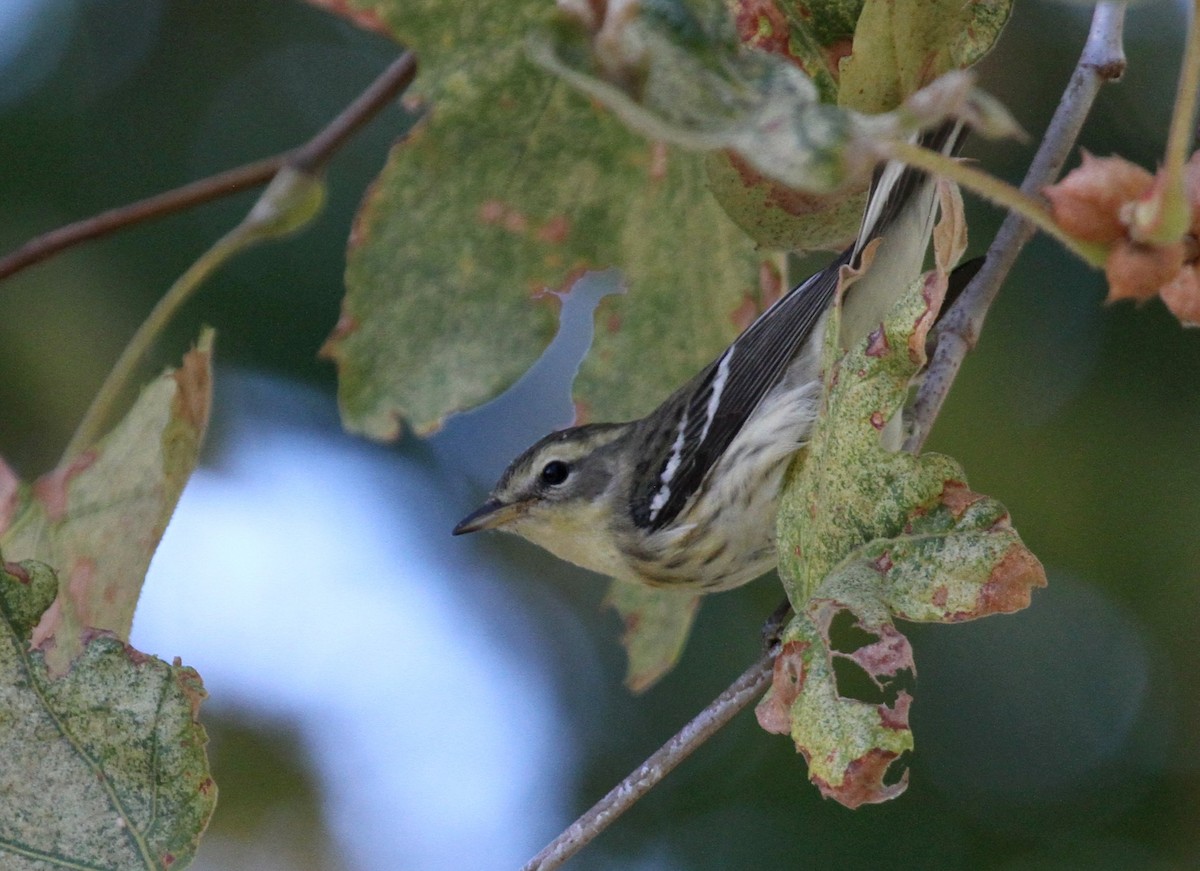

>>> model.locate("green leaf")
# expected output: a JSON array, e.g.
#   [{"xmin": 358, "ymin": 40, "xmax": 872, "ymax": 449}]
[
  {"xmin": 709, "ymin": 0, "xmax": 1013, "ymax": 250},
  {"xmin": 755, "ymin": 603, "xmax": 913, "ymax": 809},
  {"xmin": 839, "ymin": 0, "xmax": 1014, "ymax": 114},
  {"xmin": 532, "ymin": 0, "xmax": 1015, "ymax": 196},
  {"xmin": 0, "ymin": 560, "xmax": 215, "ymax": 870},
  {"xmin": 0, "ymin": 331, "xmax": 213, "ymax": 675},
  {"xmin": 605, "ymin": 582, "xmax": 701, "ymax": 693},
  {"xmin": 315, "ymin": 0, "xmax": 764, "ymax": 438},
  {"xmin": 759, "ymin": 200, "xmax": 1046, "ymax": 805}
]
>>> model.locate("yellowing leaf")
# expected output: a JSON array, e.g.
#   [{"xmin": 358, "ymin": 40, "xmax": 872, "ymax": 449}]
[
  {"xmin": 838, "ymin": 0, "xmax": 1013, "ymax": 114},
  {"xmin": 0, "ymin": 332, "xmax": 213, "ymax": 675},
  {"xmin": 605, "ymin": 581, "xmax": 701, "ymax": 693},
  {"xmin": 0, "ymin": 560, "xmax": 215, "ymax": 870}
]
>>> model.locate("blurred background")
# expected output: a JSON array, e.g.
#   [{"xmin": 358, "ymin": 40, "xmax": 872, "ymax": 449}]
[{"xmin": 1, "ymin": 1, "xmax": 1197, "ymax": 869}]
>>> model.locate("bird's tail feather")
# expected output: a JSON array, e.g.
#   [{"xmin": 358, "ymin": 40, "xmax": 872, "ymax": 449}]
[{"xmin": 840, "ymin": 120, "xmax": 967, "ymax": 349}]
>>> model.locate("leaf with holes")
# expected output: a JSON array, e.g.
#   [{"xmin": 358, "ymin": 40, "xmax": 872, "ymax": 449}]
[
  {"xmin": 759, "ymin": 191, "xmax": 1045, "ymax": 805},
  {"xmin": 0, "ymin": 560, "xmax": 215, "ymax": 870},
  {"xmin": 756, "ymin": 599, "xmax": 914, "ymax": 808}
]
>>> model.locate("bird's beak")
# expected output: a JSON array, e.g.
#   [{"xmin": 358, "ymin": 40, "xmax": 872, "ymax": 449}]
[{"xmin": 452, "ymin": 498, "xmax": 522, "ymax": 535}]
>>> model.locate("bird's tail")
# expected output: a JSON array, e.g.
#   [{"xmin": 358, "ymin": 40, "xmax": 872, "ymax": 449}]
[{"xmin": 840, "ymin": 120, "xmax": 967, "ymax": 349}]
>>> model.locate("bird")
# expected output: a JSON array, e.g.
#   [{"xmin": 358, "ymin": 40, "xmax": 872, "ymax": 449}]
[{"xmin": 453, "ymin": 123, "xmax": 966, "ymax": 592}]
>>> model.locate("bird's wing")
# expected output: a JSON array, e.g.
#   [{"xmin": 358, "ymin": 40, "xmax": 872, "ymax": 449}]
[{"xmin": 629, "ymin": 123, "xmax": 963, "ymax": 532}]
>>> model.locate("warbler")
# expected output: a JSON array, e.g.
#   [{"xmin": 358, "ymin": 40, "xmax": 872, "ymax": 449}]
[{"xmin": 454, "ymin": 124, "xmax": 965, "ymax": 591}]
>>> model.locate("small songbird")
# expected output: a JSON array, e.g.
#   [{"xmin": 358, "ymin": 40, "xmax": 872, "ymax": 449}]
[{"xmin": 454, "ymin": 124, "xmax": 964, "ymax": 592}]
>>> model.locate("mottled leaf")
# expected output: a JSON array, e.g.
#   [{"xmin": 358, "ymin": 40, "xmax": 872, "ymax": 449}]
[
  {"xmin": 756, "ymin": 604, "xmax": 913, "ymax": 808},
  {"xmin": 759, "ymin": 196, "xmax": 1045, "ymax": 804},
  {"xmin": 0, "ymin": 560, "xmax": 215, "ymax": 870},
  {"xmin": 0, "ymin": 332, "xmax": 213, "ymax": 675},
  {"xmin": 710, "ymin": 0, "xmax": 1012, "ymax": 250},
  {"xmin": 605, "ymin": 582, "xmax": 701, "ymax": 692},
  {"xmin": 532, "ymin": 0, "xmax": 1007, "ymax": 196},
  {"xmin": 313, "ymin": 0, "xmax": 764, "ymax": 438}
]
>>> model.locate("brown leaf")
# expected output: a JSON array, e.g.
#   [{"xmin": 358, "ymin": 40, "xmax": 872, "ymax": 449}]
[
  {"xmin": 811, "ymin": 745, "xmax": 909, "ymax": 809},
  {"xmin": 755, "ymin": 640, "xmax": 809, "ymax": 735},
  {"xmin": 1159, "ymin": 264, "xmax": 1200, "ymax": 326},
  {"xmin": 1104, "ymin": 238, "xmax": 1185, "ymax": 303},
  {"xmin": 1043, "ymin": 152, "xmax": 1154, "ymax": 244},
  {"xmin": 977, "ymin": 542, "xmax": 1048, "ymax": 615}
]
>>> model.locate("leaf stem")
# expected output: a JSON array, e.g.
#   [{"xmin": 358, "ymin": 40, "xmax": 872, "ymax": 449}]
[
  {"xmin": 904, "ymin": 2, "xmax": 1127, "ymax": 454},
  {"xmin": 0, "ymin": 157, "xmax": 287, "ymax": 282},
  {"xmin": 886, "ymin": 139, "xmax": 1108, "ymax": 267},
  {"xmin": 60, "ymin": 225, "xmax": 258, "ymax": 461},
  {"xmin": 57, "ymin": 52, "xmax": 417, "ymax": 464},
  {"xmin": 1136, "ymin": 0, "xmax": 1199, "ymax": 243},
  {"xmin": 521, "ymin": 651, "xmax": 776, "ymax": 871}
]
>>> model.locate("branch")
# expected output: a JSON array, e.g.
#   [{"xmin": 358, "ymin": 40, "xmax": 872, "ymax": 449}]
[
  {"xmin": 0, "ymin": 158, "xmax": 284, "ymax": 281},
  {"xmin": 904, "ymin": 2, "xmax": 1128, "ymax": 454},
  {"xmin": 521, "ymin": 650, "xmax": 777, "ymax": 871},
  {"xmin": 0, "ymin": 52, "xmax": 418, "ymax": 283},
  {"xmin": 59, "ymin": 52, "xmax": 418, "ymax": 462}
]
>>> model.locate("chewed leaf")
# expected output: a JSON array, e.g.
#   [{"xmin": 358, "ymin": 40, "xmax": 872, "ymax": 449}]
[
  {"xmin": 0, "ymin": 331, "xmax": 213, "ymax": 675},
  {"xmin": 756, "ymin": 605, "xmax": 913, "ymax": 807},
  {"xmin": 769, "ymin": 186, "xmax": 1044, "ymax": 805},
  {"xmin": 605, "ymin": 581, "xmax": 700, "ymax": 693},
  {"xmin": 0, "ymin": 561, "xmax": 216, "ymax": 869}
]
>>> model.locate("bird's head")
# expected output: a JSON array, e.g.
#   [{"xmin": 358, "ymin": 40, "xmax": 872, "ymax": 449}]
[{"xmin": 452, "ymin": 422, "xmax": 632, "ymax": 577}]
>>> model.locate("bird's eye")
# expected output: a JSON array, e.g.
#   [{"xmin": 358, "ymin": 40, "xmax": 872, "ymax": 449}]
[{"xmin": 539, "ymin": 460, "xmax": 570, "ymax": 487}]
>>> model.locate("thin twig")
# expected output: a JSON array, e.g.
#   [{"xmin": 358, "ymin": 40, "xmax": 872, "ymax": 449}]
[
  {"xmin": 0, "ymin": 156, "xmax": 286, "ymax": 281},
  {"xmin": 292, "ymin": 52, "xmax": 417, "ymax": 174},
  {"xmin": 0, "ymin": 52, "xmax": 417, "ymax": 284},
  {"xmin": 522, "ymin": 651, "xmax": 777, "ymax": 871},
  {"xmin": 904, "ymin": 2, "xmax": 1128, "ymax": 454},
  {"xmin": 58, "ymin": 52, "xmax": 418, "ymax": 462}
]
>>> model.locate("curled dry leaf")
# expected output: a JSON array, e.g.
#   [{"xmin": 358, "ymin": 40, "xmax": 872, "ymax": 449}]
[{"xmin": 1044, "ymin": 151, "xmax": 1200, "ymax": 325}]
